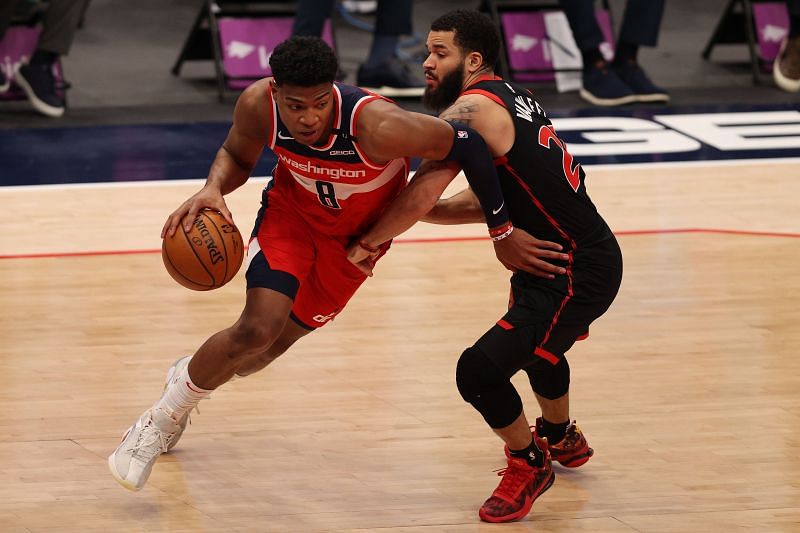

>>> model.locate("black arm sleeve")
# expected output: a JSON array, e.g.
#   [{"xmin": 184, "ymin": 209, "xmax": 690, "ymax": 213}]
[{"xmin": 443, "ymin": 122, "xmax": 510, "ymax": 229}]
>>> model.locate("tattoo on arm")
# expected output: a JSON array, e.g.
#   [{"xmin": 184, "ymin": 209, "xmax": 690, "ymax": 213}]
[{"xmin": 439, "ymin": 102, "xmax": 480, "ymax": 126}]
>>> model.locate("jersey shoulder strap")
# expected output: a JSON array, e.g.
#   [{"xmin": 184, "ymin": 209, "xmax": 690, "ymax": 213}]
[{"xmin": 463, "ymin": 79, "xmax": 551, "ymax": 128}]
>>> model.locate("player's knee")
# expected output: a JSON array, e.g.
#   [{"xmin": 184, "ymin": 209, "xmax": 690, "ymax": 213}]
[
  {"xmin": 455, "ymin": 346, "xmax": 510, "ymax": 403},
  {"xmin": 527, "ymin": 356, "xmax": 570, "ymax": 400},
  {"xmin": 456, "ymin": 345, "xmax": 522, "ymax": 429},
  {"xmin": 456, "ymin": 346, "xmax": 490, "ymax": 403},
  {"xmin": 228, "ymin": 316, "xmax": 285, "ymax": 357}
]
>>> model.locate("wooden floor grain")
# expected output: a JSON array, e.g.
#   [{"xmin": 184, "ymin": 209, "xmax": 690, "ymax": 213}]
[{"xmin": 1, "ymin": 160, "xmax": 799, "ymax": 532}]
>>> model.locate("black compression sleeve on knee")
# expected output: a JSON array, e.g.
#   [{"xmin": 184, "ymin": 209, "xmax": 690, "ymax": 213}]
[
  {"xmin": 443, "ymin": 122, "xmax": 510, "ymax": 230},
  {"xmin": 456, "ymin": 346, "xmax": 522, "ymax": 429}
]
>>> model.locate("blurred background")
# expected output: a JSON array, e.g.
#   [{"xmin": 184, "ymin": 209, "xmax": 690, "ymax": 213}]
[
  {"xmin": 0, "ymin": 0, "xmax": 796, "ymax": 129},
  {"xmin": 1, "ymin": 4, "xmax": 799, "ymax": 531},
  {"xmin": 1, "ymin": 0, "xmax": 797, "ymax": 187}
]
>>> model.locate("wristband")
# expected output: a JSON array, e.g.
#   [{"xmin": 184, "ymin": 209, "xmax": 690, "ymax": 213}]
[
  {"xmin": 489, "ymin": 222, "xmax": 513, "ymax": 238},
  {"xmin": 491, "ymin": 225, "xmax": 514, "ymax": 242},
  {"xmin": 358, "ymin": 240, "xmax": 380, "ymax": 254}
]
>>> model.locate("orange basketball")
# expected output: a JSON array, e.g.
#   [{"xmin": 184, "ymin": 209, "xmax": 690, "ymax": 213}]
[{"xmin": 162, "ymin": 209, "xmax": 245, "ymax": 291}]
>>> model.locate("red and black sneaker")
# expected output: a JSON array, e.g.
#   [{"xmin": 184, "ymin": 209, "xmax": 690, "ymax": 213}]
[
  {"xmin": 541, "ymin": 418, "xmax": 594, "ymax": 468},
  {"xmin": 478, "ymin": 450, "xmax": 555, "ymax": 523},
  {"xmin": 504, "ymin": 418, "xmax": 594, "ymax": 468}
]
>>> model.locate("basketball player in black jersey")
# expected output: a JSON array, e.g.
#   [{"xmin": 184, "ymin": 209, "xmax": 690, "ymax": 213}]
[{"xmin": 347, "ymin": 9, "xmax": 623, "ymax": 523}]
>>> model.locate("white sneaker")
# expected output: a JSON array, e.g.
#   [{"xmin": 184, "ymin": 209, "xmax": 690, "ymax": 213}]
[
  {"xmin": 163, "ymin": 355, "xmax": 193, "ymax": 451},
  {"xmin": 108, "ymin": 408, "xmax": 181, "ymax": 491},
  {"xmin": 774, "ymin": 36, "xmax": 800, "ymax": 93}
]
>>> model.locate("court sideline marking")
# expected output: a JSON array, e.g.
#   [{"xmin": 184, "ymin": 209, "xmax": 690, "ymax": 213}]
[{"xmin": 1, "ymin": 228, "xmax": 798, "ymax": 261}]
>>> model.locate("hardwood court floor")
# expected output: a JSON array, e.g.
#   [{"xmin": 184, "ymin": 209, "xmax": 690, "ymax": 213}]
[{"xmin": 1, "ymin": 160, "xmax": 799, "ymax": 532}]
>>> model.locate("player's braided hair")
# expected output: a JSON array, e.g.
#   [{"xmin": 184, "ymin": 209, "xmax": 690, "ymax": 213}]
[
  {"xmin": 430, "ymin": 9, "xmax": 500, "ymax": 70},
  {"xmin": 269, "ymin": 36, "xmax": 339, "ymax": 87}
]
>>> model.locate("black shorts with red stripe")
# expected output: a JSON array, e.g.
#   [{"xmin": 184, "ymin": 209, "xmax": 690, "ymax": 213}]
[{"xmin": 475, "ymin": 235, "xmax": 622, "ymax": 373}]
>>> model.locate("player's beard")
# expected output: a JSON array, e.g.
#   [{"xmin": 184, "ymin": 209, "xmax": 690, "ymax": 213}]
[{"xmin": 423, "ymin": 64, "xmax": 465, "ymax": 112}]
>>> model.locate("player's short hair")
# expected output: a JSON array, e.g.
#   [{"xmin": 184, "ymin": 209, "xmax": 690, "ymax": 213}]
[
  {"xmin": 269, "ymin": 36, "xmax": 338, "ymax": 87},
  {"xmin": 430, "ymin": 9, "xmax": 500, "ymax": 70}
]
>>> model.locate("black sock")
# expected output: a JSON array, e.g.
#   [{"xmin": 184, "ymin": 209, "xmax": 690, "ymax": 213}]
[
  {"xmin": 509, "ymin": 439, "xmax": 544, "ymax": 468},
  {"xmin": 30, "ymin": 49, "xmax": 58, "ymax": 68},
  {"xmin": 539, "ymin": 418, "xmax": 570, "ymax": 445},
  {"xmin": 581, "ymin": 47, "xmax": 604, "ymax": 73},
  {"xmin": 613, "ymin": 42, "xmax": 639, "ymax": 66}
]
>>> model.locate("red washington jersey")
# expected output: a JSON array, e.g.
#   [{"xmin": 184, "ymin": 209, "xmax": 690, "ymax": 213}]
[{"xmin": 264, "ymin": 82, "xmax": 409, "ymax": 239}]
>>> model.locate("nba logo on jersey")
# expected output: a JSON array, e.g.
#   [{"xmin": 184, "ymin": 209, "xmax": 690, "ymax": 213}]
[{"xmin": 458, "ymin": 130, "xmax": 469, "ymax": 138}]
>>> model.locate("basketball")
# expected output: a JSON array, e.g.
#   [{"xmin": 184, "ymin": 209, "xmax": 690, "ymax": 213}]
[{"xmin": 162, "ymin": 209, "xmax": 245, "ymax": 291}]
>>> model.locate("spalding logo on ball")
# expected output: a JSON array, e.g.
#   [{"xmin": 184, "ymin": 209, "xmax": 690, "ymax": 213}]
[{"xmin": 162, "ymin": 209, "xmax": 245, "ymax": 290}]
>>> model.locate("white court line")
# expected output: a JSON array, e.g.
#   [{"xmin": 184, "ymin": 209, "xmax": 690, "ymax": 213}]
[
  {"xmin": 0, "ymin": 177, "xmax": 218, "ymax": 192},
  {"xmin": 1, "ymin": 157, "xmax": 799, "ymax": 192}
]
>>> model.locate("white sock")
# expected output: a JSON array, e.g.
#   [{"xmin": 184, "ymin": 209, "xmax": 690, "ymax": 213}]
[{"xmin": 155, "ymin": 364, "xmax": 212, "ymax": 421}]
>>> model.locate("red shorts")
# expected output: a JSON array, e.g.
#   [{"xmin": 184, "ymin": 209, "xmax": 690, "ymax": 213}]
[{"xmin": 245, "ymin": 197, "xmax": 387, "ymax": 329}]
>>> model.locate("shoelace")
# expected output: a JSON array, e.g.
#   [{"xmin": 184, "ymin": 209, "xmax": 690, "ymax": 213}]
[
  {"xmin": 492, "ymin": 462, "xmax": 533, "ymax": 498},
  {"xmin": 182, "ymin": 402, "xmax": 202, "ymax": 428},
  {"xmin": 127, "ymin": 415, "xmax": 171, "ymax": 461}
]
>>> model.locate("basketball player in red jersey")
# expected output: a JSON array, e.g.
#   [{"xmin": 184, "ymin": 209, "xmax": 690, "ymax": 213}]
[
  {"xmin": 347, "ymin": 10, "xmax": 623, "ymax": 523},
  {"xmin": 108, "ymin": 36, "xmax": 570, "ymax": 492}
]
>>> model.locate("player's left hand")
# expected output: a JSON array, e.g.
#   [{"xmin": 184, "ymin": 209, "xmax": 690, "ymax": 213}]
[
  {"xmin": 493, "ymin": 227, "xmax": 569, "ymax": 278},
  {"xmin": 346, "ymin": 242, "xmax": 379, "ymax": 277}
]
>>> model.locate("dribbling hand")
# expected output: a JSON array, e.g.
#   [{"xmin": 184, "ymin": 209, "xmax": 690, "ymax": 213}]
[
  {"xmin": 346, "ymin": 241, "xmax": 379, "ymax": 277},
  {"xmin": 161, "ymin": 186, "xmax": 234, "ymax": 239}
]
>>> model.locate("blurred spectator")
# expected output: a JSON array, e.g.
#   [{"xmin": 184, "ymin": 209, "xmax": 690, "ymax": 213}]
[
  {"xmin": 774, "ymin": 0, "xmax": 800, "ymax": 92},
  {"xmin": 0, "ymin": 0, "xmax": 91, "ymax": 117},
  {"xmin": 292, "ymin": 0, "xmax": 423, "ymax": 96},
  {"xmin": 558, "ymin": 0, "xmax": 668, "ymax": 106}
]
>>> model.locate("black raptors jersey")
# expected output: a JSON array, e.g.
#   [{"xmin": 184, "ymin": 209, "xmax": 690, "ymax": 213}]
[
  {"xmin": 464, "ymin": 78, "xmax": 612, "ymax": 252},
  {"xmin": 467, "ymin": 78, "xmax": 623, "ymax": 365}
]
